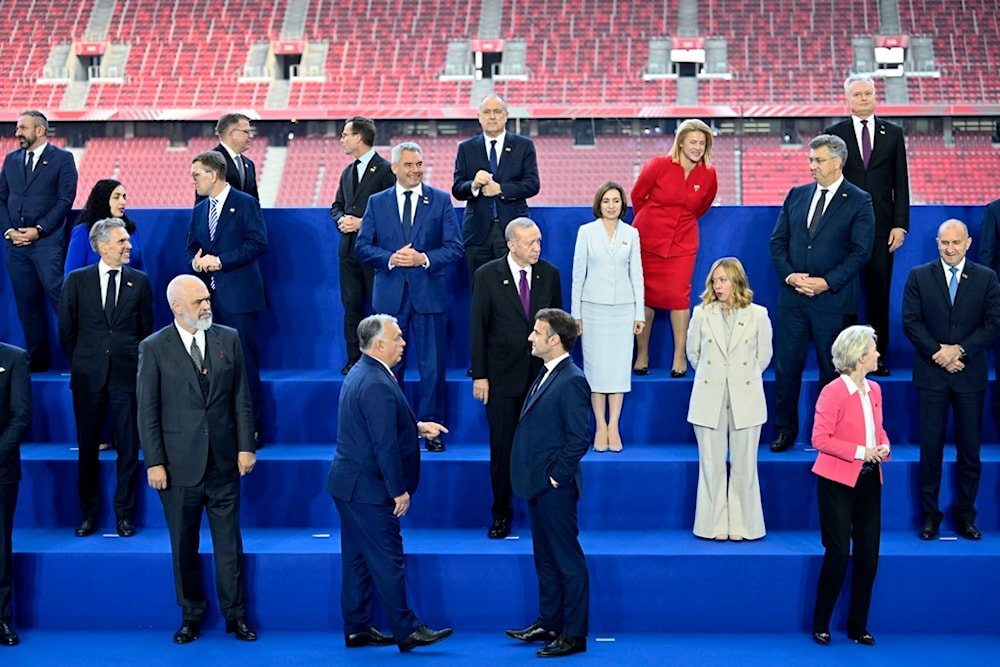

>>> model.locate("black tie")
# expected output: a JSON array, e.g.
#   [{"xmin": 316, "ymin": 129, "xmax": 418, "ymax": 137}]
[
  {"xmin": 528, "ymin": 367, "xmax": 546, "ymax": 396},
  {"xmin": 402, "ymin": 190, "xmax": 412, "ymax": 243},
  {"xmin": 809, "ymin": 189, "xmax": 828, "ymax": 237},
  {"xmin": 24, "ymin": 151, "xmax": 34, "ymax": 180},
  {"xmin": 489, "ymin": 140, "xmax": 499, "ymax": 219},
  {"xmin": 104, "ymin": 269, "xmax": 118, "ymax": 324},
  {"xmin": 351, "ymin": 159, "xmax": 361, "ymax": 191}
]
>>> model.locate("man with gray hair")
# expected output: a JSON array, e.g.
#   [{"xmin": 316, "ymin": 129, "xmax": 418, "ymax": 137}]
[
  {"xmin": 826, "ymin": 75, "xmax": 910, "ymax": 375},
  {"xmin": 326, "ymin": 314, "xmax": 453, "ymax": 651},
  {"xmin": 470, "ymin": 217, "xmax": 561, "ymax": 538},
  {"xmin": 58, "ymin": 217, "xmax": 153, "ymax": 538},
  {"xmin": 769, "ymin": 134, "xmax": 875, "ymax": 452},
  {"xmin": 356, "ymin": 142, "xmax": 464, "ymax": 452}
]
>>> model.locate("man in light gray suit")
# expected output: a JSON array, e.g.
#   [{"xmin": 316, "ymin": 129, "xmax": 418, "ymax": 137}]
[{"xmin": 137, "ymin": 275, "xmax": 257, "ymax": 645}]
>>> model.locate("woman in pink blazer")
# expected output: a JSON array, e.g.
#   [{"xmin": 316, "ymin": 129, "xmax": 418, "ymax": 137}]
[{"xmin": 810, "ymin": 325, "xmax": 891, "ymax": 647}]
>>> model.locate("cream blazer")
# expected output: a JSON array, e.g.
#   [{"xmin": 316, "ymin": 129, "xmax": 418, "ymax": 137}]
[{"xmin": 686, "ymin": 302, "xmax": 773, "ymax": 429}]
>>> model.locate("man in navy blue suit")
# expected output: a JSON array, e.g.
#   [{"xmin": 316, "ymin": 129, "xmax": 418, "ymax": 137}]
[
  {"xmin": 327, "ymin": 314, "xmax": 453, "ymax": 652},
  {"xmin": 507, "ymin": 308, "xmax": 591, "ymax": 658},
  {"xmin": 903, "ymin": 219, "xmax": 1000, "ymax": 541},
  {"xmin": 356, "ymin": 142, "xmax": 464, "ymax": 452},
  {"xmin": 0, "ymin": 110, "xmax": 78, "ymax": 372},
  {"xmin": 453, "ymin": 94, "xmax": 540, "ymax": 282},
  {"xmin": 186, "ymin": 150, "xmax": 268, "ymax": 446},
  {"xmin": 0, "ymin": 341, "xmax": 31, "ymax": 646},
  {"xmin": 196, "ymin": 113, "xmax": 260, "ymax": 203},
  {"xmin": 769, "ymin": 134, "xmax": 874, "ymax": 452}
]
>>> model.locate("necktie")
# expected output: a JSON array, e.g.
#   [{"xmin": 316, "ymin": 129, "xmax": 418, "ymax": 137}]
[
  {"xmin": 236, "ymin": 156, "xmax": 246, "ymax": 188},
  {"xmin": 809, "ymin": 189, "xmax": 828, "ymax": 235},
  {"xmin": 528, "ymin": 367, "xmax": 546, "ymax": 396},
  {"xmin": 351, "ymin": 159, "xmax": 361, "ymax": 191},
  {"xmin": 949, "ymin": 266, "xmax": 959, "ymax": 304},
  {"xmin": 208, "ymin": 198, "xmax": 219, "ymax": 289},
  {"xmin": 24, "ymin": 151, "xmax": 34, "ymax": 180},
  {"xmin": 190, "ymin": 338, "xmax": 209, "ymax": 397},
  {"xmin": 519, "ymin": 268, "xmax": 530, "ymax": 318},
  {"xmin": 489, "ymin": 139, "xmax": 499, "ymax": 219},
  {"xmin": 861, "ymin": 119, "xmax": 872, "ymax": 168},
  {"xmin": 104, "ymin": 269, "xmax": 118, "ymax": 324},
  {"xmin": 401, "ymin": 190, "xmax": 412, "ymax": 243}
]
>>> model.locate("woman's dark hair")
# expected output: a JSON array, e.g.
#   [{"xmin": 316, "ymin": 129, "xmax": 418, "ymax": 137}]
[{"xmin": 77, "ymin": 179, "xmax": 135, "ymax": 233}]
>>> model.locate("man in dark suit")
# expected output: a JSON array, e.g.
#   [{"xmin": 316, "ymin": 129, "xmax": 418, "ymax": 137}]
[
  {"xmin": 58, "ymin": 218, "xmax": 153, "ymax": 538},
  {"xmin": 973, "ymin": 197, "xmax": 1000, "ymax": 423},
  {"xmin": 507, "ymin": 308, "xmax": 591, "ymax": 658},
  {"xmin": 769, "ymin": 134, "xmax": 875, "ymax": 452},
  {"xmin": 453, "ymin": 94, "xmax": 540, "ymax": 282},
  {"xmin": 902, "ymin": 219, "xmax": 1000, "ymax": 541},
  {"xmin": 137, "ymin": 274, "xmax": 257, "ymax": 644},
  {"xmin": 326, "ymin": 314, "xmax": 453, "ymax": 652},
  {"xmin": 0, "ymin": 341, "xmax": 30, "ymax": 647},
  {"xmin": 330, "ymin": 117, "xmax": 395, "ymax": 374},
  {"xmin": 186, "ymin": 150, "xmax": 268, "ymax": 446},
  {"xmin": 825, "ymin": 75, "xmax": 910, "ymax": 375},
  {"xmin": 356, "ymin": 142, "xmax": 464, "ymax": 452},
  {"xmin": 470, "ymin": 218, "xmax": 562, "ymax": 539},
  {"xmin": 0, "ymin": 110, "xmax": 78, "ymax": 372},
  {"xmin": 196, "ymin": 113, "xmax": 259, "ymax": 203}
]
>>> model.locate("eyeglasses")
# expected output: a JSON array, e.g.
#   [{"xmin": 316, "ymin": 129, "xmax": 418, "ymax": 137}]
[
  {"xmin": 233, "ymin": 127, "xmax": 256, "ymax": 137},
  {"xmin": 807, "ymin": 157, "xmax": 833, "ymax": 165},
  {"xmin": 340, "ymin": 132, "xmax": 358, "ymax": 138},
  {"xmin": 190, "ymin": 170, "xmax": 212, "ymax": 179}
]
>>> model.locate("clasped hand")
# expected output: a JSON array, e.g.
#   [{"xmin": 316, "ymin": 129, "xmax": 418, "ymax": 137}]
[{"xmin": 391, "ymin": 244, "xmax": 427, "ymax": 268}]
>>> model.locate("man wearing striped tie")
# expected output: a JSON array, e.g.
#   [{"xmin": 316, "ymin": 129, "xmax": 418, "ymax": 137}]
[{"xmin": 186, "ymin": 151, "xmax": 268, "ymax": 447}]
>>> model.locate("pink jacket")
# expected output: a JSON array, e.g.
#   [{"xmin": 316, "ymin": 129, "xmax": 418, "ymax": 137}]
[{"xmin": 811, "ymin": 376, "xmax": 891, "ymax": 487}]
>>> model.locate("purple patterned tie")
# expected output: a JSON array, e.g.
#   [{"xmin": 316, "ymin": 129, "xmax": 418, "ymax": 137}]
[
  {"xmin": 861, "ymin": 119, "xmax": 872, "ymax": 168},
  {"xmin": 519, "ymin": 269, "xmax": 530, "ymax": 318}
]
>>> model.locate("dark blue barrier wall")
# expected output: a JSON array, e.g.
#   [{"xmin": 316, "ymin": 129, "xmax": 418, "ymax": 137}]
[{"xmin": 0, "ymin": 205, "xmax": 988, "ymax": 371}]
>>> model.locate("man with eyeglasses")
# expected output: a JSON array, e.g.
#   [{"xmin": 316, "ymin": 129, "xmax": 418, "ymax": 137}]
[
  {"xmin": 197, "ymin": 113, "xmax": 259, "ymax": 203},
  {"xmin": 330, "ymin": 117, "xmax": 395, "ymax": 375},
  {"xmin": 186, "ymin": 151, "xmax": 268, "ymax": 448},
  {"xmin": 769, "ymin": 134, "xmax": 874, "ymax": 452}
]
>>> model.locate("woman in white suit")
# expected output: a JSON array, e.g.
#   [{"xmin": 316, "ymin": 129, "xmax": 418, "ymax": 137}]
[
  {"xmin": 686, "ymin": 257, "xmax": 773, "ymax": 540},
  {"xmin": 572, "ymin": 182, "xmax": 645, "ymax": 451}
]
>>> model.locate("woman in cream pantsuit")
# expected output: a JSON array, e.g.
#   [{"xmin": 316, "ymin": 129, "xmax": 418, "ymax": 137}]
[
  {"xmin": 686, "ymin": 257, "xmax": 772, "ymax": 540},
  {"xmin": 572, "ymin": 182, "xmax": 645, "ymax": 451}
]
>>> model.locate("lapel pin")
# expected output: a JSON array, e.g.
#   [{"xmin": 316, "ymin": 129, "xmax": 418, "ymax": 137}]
[
  {"xmin": 504, "ymin": 146, "xmax": 511, "ymax": 152},
  {"xmin": 502, "ymin": 279, "xmax": 510, "ymax": 285},
  {"xmin": 368, "ymin": 166, "xmax": 376, "ymax": 173},
  {"xmin": 962, "ymin": 274, "xmax": 969, "ymax": 280},
  {"xmin": 693, "ymin": 185, "xmax": 700, "ymax": 191},
  {"xmin": 228, "ymin": 207, "xmax": 236, "ymax": 213},
  {"xmin": 841, "ymin": 193, "xmax": 848, "ymax": 198},
  {"xmin": 422, "ymin": 197, "xmax": 430, "ymax": 205},
  {"xmin": 126, "ymin": 281, "xmax": 134, "ymax": 287},
  {"xmin": 219, "ymin": 350, "xmax": 225, "ymax": 358}
]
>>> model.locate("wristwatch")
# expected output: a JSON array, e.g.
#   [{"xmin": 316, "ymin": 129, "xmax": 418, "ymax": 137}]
[{"xmin": 35, "ymin": 225, "xmax": 45, "ymax": 237}]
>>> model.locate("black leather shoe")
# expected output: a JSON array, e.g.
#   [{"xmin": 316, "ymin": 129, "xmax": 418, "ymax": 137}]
[
  {"xmin": 488, "ymin": 518, "xmax": 511, "ymax": 539},
  {"xmin": 173, "ymin": 621, "xmax": 200, "ymax": 644},
  {"xmin": 117, "ymin": 517, "xmax": 136, "ymax": 537},
  {"xmin": 537, "ymin": 634, "xmax": 586, "ymax": 657},
  {"xmin": 506, "ymin": 621, "xmax": 558, "ymax": 643},
  {"xmin": 0, "ymin": 621, "xmax": 19, "ymax": 646},
  {"xmin": 812, "ymin": 631, "xmax": 830, "ymax": 646},
  {"xmin": 871, "ymin": 363, "xmax": 890, "ymax": 377},
  {"xmin": 918, "ymin": 519, "xmax": 940, "ymax": 541},
  {"xmin": 226, "ymin": 617, "xmax": 257, "ymax": 641},
  {"xmin": 346, "ymin": 626, "xmax": 395, "ymax": 647},
  {"xmin": 75, "ymin": 517, "xmax": 97, "ymax": 537},
  {"xmin": 958, "ymin": 521, "xmax": 982, "ymax": 540},
  {"xmin": 632, "ymin": 367, "xmax": 649, "ymax": 376},
  {"xmin": 397, "ymin": 625, "xmax": 453, "ymax": 652},
  {"xmin": 770, "ymin": 434, "xmax": 794, "ymax": 452},
  {"xmin": 425, "ymin": 436, "xmax": 445, "ymax": 453},
  {"xmin": 848, "ymin": 631, "xmax": 875, "ymax": 646}
]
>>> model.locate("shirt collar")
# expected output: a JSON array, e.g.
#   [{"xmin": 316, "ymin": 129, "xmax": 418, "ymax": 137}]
[
  {"xmin": 395, "ymin": 183, "xmax": 423, "ymax": 198},
  {"xmin": 212, "ymin": 183, "xmax": 232, "ymax": 207},
  {"xmin": 173, "ymin": 321, "xmax": 206, "ymax": 352},
  {"xmin": 220, "ymin": 142, "xmax": 242, "ymax": 163},
  {"xmin": 839, "ymin": 374, "xmax": 870, "ymax": 395},
  {"xmin": 544, "ymin": 352, "xmax": 570, "ymax": 373},
  {"xmin": 485, "ymin": 130, "xmax": 507, "ymax": 149},
  {"xmin": 941, "ymin": 258, "xmax": 966, "ymax": 275},
  {"xmin": 356, "ymin": 147, "xmax": 376, "ymax": 168},
  {"xmin": 27, "ymin": 142, "xmax": 48, "ymax": 158},
  {"xmin": 817, "ymin": 175, "xmax": 844, "ymax": 196},
  {"xmin": 507, "ymin": 252, "xmax": 531, "ymax": 279},
  {"xmin": 98, "ymin": 259, "xmax": 120, "ymax": 276}
]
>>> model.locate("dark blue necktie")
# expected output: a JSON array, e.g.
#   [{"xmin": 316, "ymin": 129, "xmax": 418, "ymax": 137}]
[
  {"xmin": 489, "ymin": 139, "xmax": 499, "ymax": 219},
  {"xmin": 104, "ymin": 269, "xmax": 118, "ymax": 324},
  {"xmin": 402, "ymin": 190, "xmax": 412, "ymax": 243}
]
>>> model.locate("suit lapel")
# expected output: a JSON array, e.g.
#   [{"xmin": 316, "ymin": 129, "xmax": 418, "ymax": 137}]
[
  {"xmin": 497, "ymin": 259, "xmax": 528, "ymax": 321},
  {"xmin": 704, "ymin": 305, "xmax": 729, "ymax": 355},
  {"xmin": 203, "ymin": 326, "xmax": 223, "ymax": 399},
  {"xmin": 84, "ymin": 265, "xmax": 105, "ymax": 320},
  {"xmin": 520, "ymin": 358, "xmax": 568, "ymax": 416},
  {"xmin": 112, "ymin": 266, "xmax": 138, "ymax": 325},
  {"xmin": 810, "ymin": 181, "xmax": 850, "ymax": 238},
  {"xmin": 728, "ymin": 307, "xmax": 751, "ymax": 354},
  {"xmin": 164, "ymin": 326, "xmax": 204, "ymax": 398},
  {"xmin": 25, "ymin": 145, "xmax": 52, "ymax": 188}
]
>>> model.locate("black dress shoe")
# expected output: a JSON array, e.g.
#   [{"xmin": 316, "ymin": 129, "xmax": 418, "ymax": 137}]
[
  {"xmin": 812, "ymin": 631, "xmax": 830, "ymax": 646},
  {"xmin": 173, "ymin": 621, "xmax": 200, "ymax": 644},
  {"xmin": 770, "ymin": 434, "xmax": 794, "ymax": 452},
  {"xmin": 848, "ymin": 631, "xmax": 875, "ymax": 645},
  {"xmin": 0, "ymin": 621, "xmax": 19, "ymax": 646},
  {"xmin": 226, "ymin": 617, "xmax": 257, "ymax": 641},
  {"xmin": 669, "ymin": 369, "xmax": 687, "ymax": 378},
  {"xmin": 488, "ymin": 518, "xmax": 511, "ymax": 539},
  {"xmin": 506, "ymin": 621, "xmax": 558, "ymax": 643},
  {"xmin": 871, "ymin": 363, "xmax": 891, "ymax": 377},
  {"xmin": 75, "ymin": 517, "xmax": 97, "ymax": 537},
  {"xmin": 117, "ymin": 517, "xmax": 136, "ymax": 537},
  {"xmin": 397, "ymin": 625, "xmax": 453, "ymax": 652},
  {"xmin": 425, "ymin": 436, "xmax": 445, "ymax": 453},
  {"xmin": 958, "ymin": 521, "xmax": 982, "ymax": 540},
  {"xmin": 345, "ymin": 626, "xmax": 395, "ymax": 647},
  {"xmin": 537, "ymin": 634, "xmax": 586, "ymax": 657},
  {"xmin": 918, "ymin": 519, "xmax": 940, "ymax": 540},
  {"xmin": 632, "ymin": 367, "xmax": 649, "ymax": 376}
]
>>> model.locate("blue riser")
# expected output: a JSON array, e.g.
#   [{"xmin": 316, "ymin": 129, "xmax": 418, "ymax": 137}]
[
  {"xmin": 11, "ymin": 529, "xmax": 1000, "ymax": 633},
  {"xmin": 16, "ymin": 447, "xmax": 1000, "ymax": 532}
]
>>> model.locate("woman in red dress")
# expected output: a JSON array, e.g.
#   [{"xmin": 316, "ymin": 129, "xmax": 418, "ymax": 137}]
[{"xmin": 631, "ymin": 119, "xmax": 718, "ymax": 376}]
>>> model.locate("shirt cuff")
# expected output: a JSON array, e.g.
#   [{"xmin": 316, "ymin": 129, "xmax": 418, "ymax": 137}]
[{"xmin": 855, "ymin": 446, "xmax": 867, "ymax": 460}]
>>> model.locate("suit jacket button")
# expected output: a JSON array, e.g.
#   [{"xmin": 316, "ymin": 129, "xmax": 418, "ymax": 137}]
[
  {"xmin": 743, "ymin": 361, "xmax": 748, "ymax": 365},
  {"xmin": 707, "ymin": 360, "xmax": 712, "ymax": 364},
  {"xmin": 707, "ymin": 338, "xmax": 713, "ymax": 343},
  {"xmin": 746, "ymin": 380, "xmax": 751, "ymax": 385}
]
